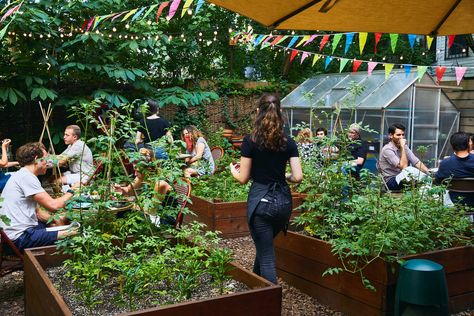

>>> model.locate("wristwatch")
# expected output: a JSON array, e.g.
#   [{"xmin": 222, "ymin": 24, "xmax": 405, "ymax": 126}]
[{"xmin": 66, "ymin": 189, "xmax": 75, "ymax": 195}]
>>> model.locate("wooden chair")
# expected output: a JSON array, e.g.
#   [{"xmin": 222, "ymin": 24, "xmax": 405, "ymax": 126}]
[
  {"xmin": 83, "ymin": 157, "xmax": 105, "ymax": 186},
  {"xmin": 210, "ymin": 146, "xmax": 224, "ymax": 162},
  {"xmin": 0, "ymin": 228, "xmax": 23, "ymax": 277},
  {"xmin": 173, "ymin": 178, "xmax": 192, "ymax": 229}
]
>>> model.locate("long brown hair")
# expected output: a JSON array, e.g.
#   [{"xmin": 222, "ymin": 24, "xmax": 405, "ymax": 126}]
[{"xmin": 251, "ymin": 93, "xmax": 287, "ymax": 151}]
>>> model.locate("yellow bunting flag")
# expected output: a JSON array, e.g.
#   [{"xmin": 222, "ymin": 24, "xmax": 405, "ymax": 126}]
[
  {"xmin": 426, "ymin": 35, "xmax": 434, "ymax": 50},
  {"xmin": 122, "ymin": 9, "xmax": 138, "ymax": 22},
  {"xmin": 385, "ymin": 63, "xmax": 394, "ymax": 78},
  {"xmin": 358, "ymin": 32, "xmax": 367, "ymax": 55},
  {"xmin": 181, "ymin": 0, "xmax": 194, "ymax": 17},
  {"xmin": 296, "ymin": 35, "xmax": 310, "ymax": 47},
  {"xmin": 390, "ymin": 34, "xmax": 399, "ymax": 53},
  {"xmin": 312, "ymin": 54, "xmax": 319, "ymax": 67}
]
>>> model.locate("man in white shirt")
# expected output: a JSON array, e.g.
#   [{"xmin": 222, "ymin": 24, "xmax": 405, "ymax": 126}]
[{"xmin": 59, "ymin": 125, "xmax": 93, "ymax": 185}]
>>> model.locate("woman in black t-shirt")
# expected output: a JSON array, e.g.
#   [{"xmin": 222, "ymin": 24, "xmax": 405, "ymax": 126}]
[{"xmin": 230, "ymin": 93, "xmax": 302, "ymax": 284}]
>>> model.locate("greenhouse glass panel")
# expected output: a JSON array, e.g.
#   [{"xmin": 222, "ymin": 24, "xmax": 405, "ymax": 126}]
[
  {"xmin": 283, "ymin": 77, "xmax": 322, "ymax": 107},
  {"xmin": 338, "ymin": 73, "xmax": 386, "ymax": 108}
]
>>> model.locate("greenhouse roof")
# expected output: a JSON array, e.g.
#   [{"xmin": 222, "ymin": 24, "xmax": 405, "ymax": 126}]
[{"xmin": 282, "ymin": 70, "xmax": 423, "ymax": 109}]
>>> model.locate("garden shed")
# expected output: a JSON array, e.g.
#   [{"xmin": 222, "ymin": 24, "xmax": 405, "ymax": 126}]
[{"xmin": 282, "ymin": 70, "xmax": 460, "ymax": 167}]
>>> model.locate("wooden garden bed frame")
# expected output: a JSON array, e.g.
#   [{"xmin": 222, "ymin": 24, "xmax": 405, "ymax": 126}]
[
  {"xmin": 24, "ymin": 245, "xmax": 282, "ymax": 316},
  {"xmin": 185, "ymin": 195, "xmax": 303, "ymax": 238},
  {"xmin": 274, "ymin": 231, "xmax": 474, "ymax": 316}
]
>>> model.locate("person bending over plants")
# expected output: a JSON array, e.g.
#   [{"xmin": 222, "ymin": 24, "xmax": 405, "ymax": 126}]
[
  {"xmin": 0, "ymin": 142, "xmax": 78, "ymax": 251},
  {"xmin": 181, "ymin": 125, "xmax": 215, "ymax": 178},
  {"xmin": 230, "ymin": 93, "xmax": 302, "ymax": 284}
]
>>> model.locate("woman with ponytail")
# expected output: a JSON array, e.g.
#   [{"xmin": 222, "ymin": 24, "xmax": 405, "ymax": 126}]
[{"xmin": 230, "ymin": 93, "xmax": 302, "ymax": 284}]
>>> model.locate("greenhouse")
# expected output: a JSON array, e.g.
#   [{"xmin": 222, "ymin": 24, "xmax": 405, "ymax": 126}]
[{"xmin": 282, "ymin": 70, "xmax": 460, "ymax": 167}]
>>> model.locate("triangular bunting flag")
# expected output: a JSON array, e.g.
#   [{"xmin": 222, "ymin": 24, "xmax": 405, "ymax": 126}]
[
  {"xmin": 85, "ymin": 17, "xmax": 95, "ymax": 32},
  {"xmin": 303, "ymin": 34, "xmax": 318, "ymax": 46},
  {"xmin": 131, "ymin": 7, "xmax": 146, "ymax": 21},
  {"xmin": 270, "ymin": 35, "xmax": 283, "ymax": 46},
  {"xmin": 276, "ymin": 35, "xmax": 288, "ymax": 45},
  {"xmin": 426, "ymin": 35, "xmax": 434, "ymax": 50},
  {"xmin": 374, "ymin": 32, "xmax": 382, "ymax": 53},
  {"xmin": 289, "ymin": 50, "xmax": 298, "ymax": 63},
  {"xmin": 253, "ymin": 35, "xmax": 265, "ymax": 47},
  {"xmin": 385, "ymin": 63, "xmax": 394, "ymax": 78},
  {"xmin": 417, "ymin": 66, "xmax": 428, "ymax": 81},
  {"xmin": 447, "ymin": 35, "xmax": 456, "ymax": 49},
  {"xmin": 300, "ymin": 52, "xmax": 309, "ymax": 64},
  {"xmin": 408, "ymin": 34, "xmax": 416, "ymax": 49},
  {"xmin": 353, "ymin": 59, "xmax": 362, "ymax": 73},
  {"xmin": 436, "ymin": 66, "xmax": 447, "ymax": 84},
  {"xmin": 195, "ymin": 0, "xmax": 205, "ymax": 14},
  {"xmin": 260, "ymin": 35, "xmax": 273, "ymax": 49},
  {"xmin": 0, "ymin": 3, "xmax": 22, "ymax": 23},
  {"xmin": 296, "ymin": 35, "xmax": 310, "ymax": 47},
  {"xmin": 156, "ymin": 2, "xmax": 170, "ymax": 21},
  {"xmin": 143, "ymin": 4, "xmax": 158, "ymax": 19},
  {"xmin": 0, "ymin": 20, "xmax": 13, "ymax": 41},
  {"xmin": 92, "ymin": 16, "xmax": 102, "ymax": 31},
  {"xmin": 331, "ymin": 33, "xmax": 342, "ymax": 53},
  {"xmin": 455, "ymin": 67, "xmax": 467, "ymax": 86},
  {"xmin": 319, "ymin": 34, "xmax": 330, "ymax": 52},
  {"xmin": 122, "ymin": 9, "xmax": 138, "ymax": 22},
  {"xmin": 339, "ymin": 58, "xmax": 349, "ymax": 73},
  {"xmin": 111, "ymin": 12, "xmax": 126, "ymax": 22},
  {"xmin": 312, "ymin": 54, "xmax": 319, "ymax": 67},
  {"xmin": 168, "ymin": 0, "xmax": 182, "ymax": 20},
  {"xmin": 358, "ymin": 32, "xmax": 367, "ymax": 55},
  {"xmin": 367, "ymin": 61, "xmax": 377, "ymax": 76},
  {"xmin": 389, "ymin": 33, "xmax": 399, "ymax": 53},
  {"xmin": 181, "ymin": 0, "xmax": 194, "ymax": 17},
  {"xmin": 287, "ymin": 36, "xmax": 299, "ymax": 49},
  {"xmin": 324, "ymin": 56, "xmax": 332, "ymax": 70},
  {"xmin": 404, "ymin": 64, "xmax": 412, "ymax": 77},
  {"xmin": 344, "ymin": 33, "xmax": 354, "ymax": 54}
]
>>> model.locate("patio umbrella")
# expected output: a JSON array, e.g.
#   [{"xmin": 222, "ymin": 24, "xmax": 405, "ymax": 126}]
[{"xmin": 207, "ymin": 0, "xmax": 474, "ymax": 35}]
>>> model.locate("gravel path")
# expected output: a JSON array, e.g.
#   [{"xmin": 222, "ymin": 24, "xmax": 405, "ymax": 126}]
[{"xmin": 1, "ymin": 237, "xmax": 473, "ymax": 315}]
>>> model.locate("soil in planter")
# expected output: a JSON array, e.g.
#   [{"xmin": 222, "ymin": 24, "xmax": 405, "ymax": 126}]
[{"xmin": 46, "ymin": 265, "xmax": 249, "ymax": 316}]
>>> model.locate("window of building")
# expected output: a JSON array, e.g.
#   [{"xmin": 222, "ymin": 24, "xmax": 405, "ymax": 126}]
[{"xmin": 445, "ymin": 36, "xmax": 469, "ymax": 59}]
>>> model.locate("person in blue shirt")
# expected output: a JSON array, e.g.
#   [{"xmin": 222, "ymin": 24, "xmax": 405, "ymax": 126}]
[{"xmin": 435, "ymin": 132, "xmax": 474, "ymax": 207}]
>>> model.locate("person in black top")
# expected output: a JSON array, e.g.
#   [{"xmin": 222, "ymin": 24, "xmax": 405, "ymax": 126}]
[
  {"xmin": 135, "ymin": 100, "xmax": 173, "ymax": 159},
  {"xmin": 230, "ymin": 93, "xmax": 302, "ymax": 284},
  {"xmin": 347, "ymin": 123, "xmax": 367, "ymax": 179}
]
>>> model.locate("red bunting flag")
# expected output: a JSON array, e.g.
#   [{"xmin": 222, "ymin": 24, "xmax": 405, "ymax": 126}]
[
  {"xmin": 81, "ymin": 19, "xmax": 88, "ymax": 31},
  {"xmin": 270, "ymin": 35, "xmax": 283, "ymax": 45},
  {"xmin": 447, "ymin": 35, "xmax": 456, "ymax": 49},
  {"xmin": 319, "ymin": 35, "xmax": 330, "ymax": 52},
  {"xmin": 157, "ymin": 2, "xmax": 170, "ymax": 21},
  {"xmin": 374, "ymin": 33, "xmax": 382, "ymax": 53},
  {"xmin": 436, "ymin": 66, "xmax": 447, "ymax": 84},
  {"xmin": 289, "ymin": 49, "xmax": 298, "ymax": 63},
  {"xmin": 353, "ymin": 59, "xmax": 362, "ymax": 73}
]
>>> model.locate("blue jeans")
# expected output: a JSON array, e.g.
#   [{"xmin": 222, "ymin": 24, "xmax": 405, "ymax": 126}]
[
  {"xmin": 248, "ymin": 187, "xmax": 292, "ymax": 284},
  {"xmin": 386, "ymin": 177, "xmax": 405, "ymax": 191},
  {"xmin": 13, "ymin": 222, "xmax": 58, "ymax": 251}
]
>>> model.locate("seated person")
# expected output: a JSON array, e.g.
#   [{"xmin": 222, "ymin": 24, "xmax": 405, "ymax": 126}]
[
  {"xmin": 378, "ymin": 123, "xmax": 429, "ymax": 191},
  {"xmin": 315, "ymin": 127, "xmax": 338, "ymax": 160},
  {"xmin": 181, "ymin": 125, "xmax": 215, "ymax": 177},
  {"xmin": 296, "ymin": 128, "xmax": 317, "ymax": 161},
  {"xmin": 470, "ymin": 133, "xmax": 474, "ymax": 154},
  {"xmin": 114, "ymin": 149, "xmax": 178, "ymax": 226},
  {"xmin": 347, "ymin": 123, "xmax": 367, "ymax": 179},
  {"xmin": 435, "ymin": 132, "xmax": 474, "ymax": 207},
  {"xmin": 135, "ymin": 99, "xmax": 173, "ymax": 159},
  {"xmin": 58, "ymin": 125, "xmax": 94, "ymax": 185},
  {"xmin": 0, "ymin": 142, "xmax": 78, "ymax": 251},
  {"xmin": 1, "ymin": 138, "xmax": 20, "ymax": 191}
]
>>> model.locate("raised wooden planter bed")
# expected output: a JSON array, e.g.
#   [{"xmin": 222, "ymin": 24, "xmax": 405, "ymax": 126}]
[
  {"xmin": 185, "ymin": 195, "xmax": 303, "ymax": 238},
  {"xmin": 274, "ymin": 231, "xmax": 474, "ymax": 316},
  {"xmin": 24, "ymin": 245, "xmax": 282, "ymax": 316}
]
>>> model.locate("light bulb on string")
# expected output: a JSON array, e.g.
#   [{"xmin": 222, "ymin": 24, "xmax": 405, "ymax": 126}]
[
  {"xmin": 183, "ymin": 38, "xmax": 187, "ymax": 42},
  {"xmin": 112, "ymin": 27, "xmax": 117, "ymax": 32},
  {"xmin": 199, "ymin": 32, "xmax": 202, "ymax": 36},
  {"xmin": 84, "ymin": 32, "xmax": 88, "ymax": 36},
  {"xmin": 228, "ymin": 28, "xmax": 232, "ymax": 33},
  {"xmin": 382, "ymin": 56, "xmax": 386, "ymax": 61},
  {"xmin": 187, "ymin": 8, "xmax": 192, "ymax": 15},
  {"xmin": 169, "ymin": 35, "xmax": 173, "ymax": 41},
  {"xmin": 95, "ymin": 29, "xmax": 100, "ymax": 34},
  {"xmin": 400, "ymin": 56, "xmax": 403, "ymax": 60},
  {"xmin": 147, "ymin": 20, "xmax": 152, "ymax": 25},
  {"xmin": 125, "ymin": 24, "xmax": 130, "ymax": 29},
  {"xmin": 180, "ymin": 34, "xmax": 184, "ymax": 39},
  {"xmin": 119, "ymin": 35, "xmax": 122, "ymax": 38},
  {"xmin": 213, "ymin": 30, "xmax": 217, "ymax": 35}
]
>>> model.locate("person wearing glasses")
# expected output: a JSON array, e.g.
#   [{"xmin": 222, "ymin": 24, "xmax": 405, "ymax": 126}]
[{"xmin": 230, "ymin": 93, "xmax": 303, "ymax": 284}]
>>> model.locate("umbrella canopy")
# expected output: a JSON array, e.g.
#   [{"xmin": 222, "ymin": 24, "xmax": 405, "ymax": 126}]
[{"xmin": 207, "ymin": 0, "xmax": 474, "ymax": 35}]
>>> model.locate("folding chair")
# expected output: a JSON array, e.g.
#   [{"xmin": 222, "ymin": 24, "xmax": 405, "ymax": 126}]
[
  {"xmin": 0, "ymin": 228, "xmax": 23, "ymax": 277},
  {"xmin": 173, "ymin": 178, "xmax": 192, "ymax": 229},
  {"xmin": 210, "ymin": 146, "xmax": 224, "ymax": 162}
]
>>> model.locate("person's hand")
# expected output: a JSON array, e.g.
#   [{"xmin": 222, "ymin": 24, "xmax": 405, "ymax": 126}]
[
  {"xmin": 229, "ymin": 162, "xmax": 240, "ymax": 175},
  {"xmin": 399, "ymin": 138, "xmax": 407, "ymax": 148},
  {"xmin": 1, "ymin": 139, "xmax": 11, "ymax": 149}
]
